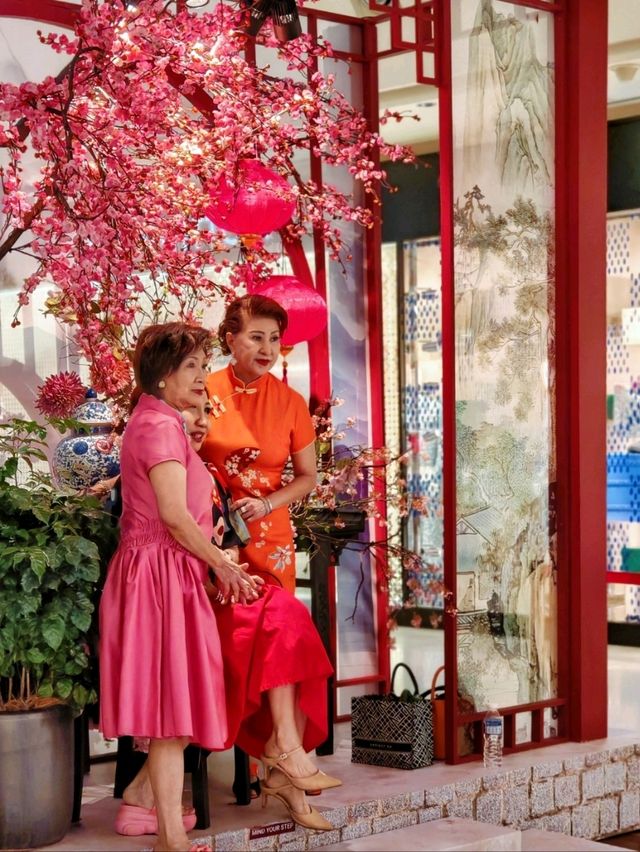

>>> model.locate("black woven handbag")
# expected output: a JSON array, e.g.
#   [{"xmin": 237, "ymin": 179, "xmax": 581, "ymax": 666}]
[{"xmin": 351, "ymin": 663, "xmax": 434, "ymax": 770}]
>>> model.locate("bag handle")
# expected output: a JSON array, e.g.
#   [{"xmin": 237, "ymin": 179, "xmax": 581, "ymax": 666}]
[
  {"xmin": 430, "ymin": 665, "xmax": 445, "ymax": 705},
  {"xmin": 390, "ymin": 662, "xmax": 420, "ymax": 697}
]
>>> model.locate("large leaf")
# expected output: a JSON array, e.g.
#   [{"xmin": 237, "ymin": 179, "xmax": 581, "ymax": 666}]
[
  {"xmin": 70, "ymin": 610, "xmax": 92, "ymax": 632},
  {"xmin": 26, "ymin": 648, "xmax": 46, "ymax": 665},
  {"xmin": 63, "ymin": 536, "xmax": 100, "ymax": 569},
  {"xmin": 55, "ymin": 679, "xmax": 73, "ymax": 700},
  {"xmin": 72, "ymin": 684, "xmax": 90, "ymax": 708},
  {"xmin": 42, "ymin": 615, "xmax": 66, "ymax": 650}
]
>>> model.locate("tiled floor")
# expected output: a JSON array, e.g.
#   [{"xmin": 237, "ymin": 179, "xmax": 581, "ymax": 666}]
[{"xmin": 39, "ymin": 640, "xmax": 640, "ymax": 850}]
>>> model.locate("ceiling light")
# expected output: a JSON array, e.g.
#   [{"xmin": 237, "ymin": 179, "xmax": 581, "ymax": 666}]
[
  {"xmin": 242, "ymin": 0, "xmax": 302, "ymax": 43},
  {"xmin": 185, "ymin": 0, "xmax": 210, "ymax": 7}
]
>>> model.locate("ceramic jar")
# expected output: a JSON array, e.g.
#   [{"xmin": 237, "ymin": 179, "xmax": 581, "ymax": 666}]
[{"xmin": 51, "ymin": 392, "xmax": 120, "ymax": 489}]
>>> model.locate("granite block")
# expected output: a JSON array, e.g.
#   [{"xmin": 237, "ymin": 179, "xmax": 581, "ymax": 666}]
[
  {"xmin": 572, "ymin": 803, "xmax": 600, "ymax": 839},
  {"xmin": 476, "ymin": 791, "xmax": 503, "ymax": 824},
  {"xmin": 371, "ymin": 810, "xmax": 418, "ymax": 835},
  {"xmin": 585, "ymin": 751, "xmax": 610, "ymax": 767},
  {"xmin": 339, "ymin": 819, "xmax": 372, "ymax": 842},
  {"xmin": 270, "ymin": 826, "xmax": 307, "ymax": 851},
  {"xmin": 509, "ymin": 768, "xmax": 532, "ymax": 786},
  {"xmin": 563, "ymin": 756, "xmax": 586, "ymax": 773},
  {"xmin": 541, "ymin": 812, "xmax": 572, "ymax": 835},
  {"xmin": 278, "ymin": 832, "xmax": 308, "ymax": 852},
  {"xmin": 554, "ymin": 774, "xmax": 580, "ymax": 808},
  {"xmin": 306, "ymin": 829, "xmax": 341, "ymax": 849},
  {"xmin": 418, "ymin": 806, "xmax": 443, "ymax": 823},
  {"xmin": 324, "ymin": 807, "xmax": 347, "ymax": 829},
  {"xmin": 599, "ymin": 797, "xmax": 620, "ymax": 836},
  {"xmin": 347, "ymin": 800, "xmax": 380, "ymax": 820},
  {"xmin": 582, "ymin": 766, "xmax": 605, "ymax": 801},
  {"xmin": 620, "ymin": 791, "xmax": 640, "ymax": 829},
  {"xmin": 446, "ymin": 797, "xmax": 475, "ymax": 820},
  {"xmin": 610, "ymin": 746, "xmax": 635, "ymax": 761},
  {"xmin": 409, "ymin": 790, "xmax": 426, "ymax": 809},
  {"xmin": 504, "ymin": 785, "xmax": 530, "ymax": 827},
  {"xmin": 628, "ymin": 756, "xmax": 640, "ymax": 790},
  {"xmin": 605, "ymin": 762, "xmax": 626, "ymax": 794},
  {"xmin": 454, "ymin": 778, "xmax": 482, "ymax": 797},
  {"xmin": 424, "ymin": 785, "xmax": 455, "ymax": 807},
  {"xmin": 247, "ymin": 835, "xmax": 278, "ymax": 851},
  {"xmin": 531, "ymin": 780, "xmax": 554, "ymax": 817},
  {"xmin": 380, "ymin": 793, "xmax": 411, "ymax": 815},
  {"xmin": 532, "ymin": 760, "xmax": 564, "ymax": 780},
  {"xmin": 482, "ymin": 772, "xmax": 510, "ymax": 791},
  {"xmin": 215, "ymin": 829, "xmax": 249, "ymax": 851}
]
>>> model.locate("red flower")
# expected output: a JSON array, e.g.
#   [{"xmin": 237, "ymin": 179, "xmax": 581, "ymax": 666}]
[{"xmin": 35, "ymin": 371, "xmax": 86, "ymax": 418}]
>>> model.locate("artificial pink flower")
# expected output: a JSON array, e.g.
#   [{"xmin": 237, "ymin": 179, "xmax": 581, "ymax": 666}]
[{"xmin": 35, "ymin": 371, "xmax": 86, "ymax": 418}]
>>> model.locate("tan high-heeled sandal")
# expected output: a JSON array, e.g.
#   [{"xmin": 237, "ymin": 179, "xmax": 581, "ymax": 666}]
[
  {"xmin": 260, "ymin": 745, "xmax": 342, "ymax": 791},
  {"xmin": 261, "ymin": 780, "xmax": 333, "ymax": 832}
]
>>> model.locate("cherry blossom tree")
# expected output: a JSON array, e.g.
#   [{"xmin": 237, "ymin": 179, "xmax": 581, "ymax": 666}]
[{"xmin": 0, "ymin": 0, "xmax": 412, "ymax": 399}]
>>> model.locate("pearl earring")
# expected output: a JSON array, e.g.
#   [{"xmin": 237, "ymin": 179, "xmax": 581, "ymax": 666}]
[{"xmin": 158, "ymin": 380, "xmax": 166, "ymax": 389}]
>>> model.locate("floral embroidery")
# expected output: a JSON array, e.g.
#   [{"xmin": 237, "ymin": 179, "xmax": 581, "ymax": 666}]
[
  {"xmin": 224, "ymin": 447, "xmax": 261, "ymax": 478},
  {"xmin": 268, "ymin": 545, "xmax": 294, "ymax": 573}
]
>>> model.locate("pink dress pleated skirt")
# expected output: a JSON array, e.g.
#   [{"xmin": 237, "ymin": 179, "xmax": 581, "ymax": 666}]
[{"xmin": 99, "ymin": 395, "xmax": 228, "ymax": 750}]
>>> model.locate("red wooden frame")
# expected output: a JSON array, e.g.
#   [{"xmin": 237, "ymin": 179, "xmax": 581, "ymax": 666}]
[
  {"xmin": 438, "ymin": 0, "xmax": 608, "ymax": 760},
  {"xmin": 559, "ymin": 0, "xmax": 609, "ymax": 742},
  {"xmin": 607, "ymin": 572, "xmax": 640, "ymax": 585}
]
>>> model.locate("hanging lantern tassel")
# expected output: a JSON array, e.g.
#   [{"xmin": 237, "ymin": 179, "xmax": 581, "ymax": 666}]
[{"xmin": 280, "ymin": 344, "xmax": 294, "ymax": 385}]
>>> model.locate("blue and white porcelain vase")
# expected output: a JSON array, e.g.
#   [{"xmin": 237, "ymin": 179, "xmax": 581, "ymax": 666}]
[{"xmin": 51, "ymin": 390, "xmax": 120, "ymax": 489}]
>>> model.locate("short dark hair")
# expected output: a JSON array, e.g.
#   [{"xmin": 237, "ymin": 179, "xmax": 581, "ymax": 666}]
[
  {"xmin": 132, "ymin": 322, "xmax": 213, "ymax": 396},
  {"xmin": 218, "ymin": 294, "xmax": 288, "ymax": 355}
]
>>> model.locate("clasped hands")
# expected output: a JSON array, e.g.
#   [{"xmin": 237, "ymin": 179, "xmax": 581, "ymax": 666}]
[{"xmin": 208, "ymin": 547, "xmax": 264, "ymax": 606}]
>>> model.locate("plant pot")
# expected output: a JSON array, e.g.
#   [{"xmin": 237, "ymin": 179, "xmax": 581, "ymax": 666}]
[{"xmin": 0, "ymin": 704, "xmax": 74, "ymax": 849}]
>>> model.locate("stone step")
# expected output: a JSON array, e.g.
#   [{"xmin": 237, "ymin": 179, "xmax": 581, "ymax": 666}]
[
  {"xmin": 323, "ymin": 818, "xmax": 629, "ymax": 851},
  {"xmin": 521, "ymin": 828, "xmax": 627, "ymax": 850},
  {"xmin": 323, "ymin": 817, "xmax": 522, "ymax": 851}
]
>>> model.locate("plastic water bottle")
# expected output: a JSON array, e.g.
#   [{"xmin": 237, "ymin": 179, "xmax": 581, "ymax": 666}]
[{"xmin": 483, "ymin": 707, "xmax": 503, "ymax": 769}]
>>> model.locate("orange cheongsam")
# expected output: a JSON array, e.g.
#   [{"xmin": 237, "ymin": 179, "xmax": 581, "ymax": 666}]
[{"xmin": 200, "ymin": 364, "xmax": 316, "ymax": 593}]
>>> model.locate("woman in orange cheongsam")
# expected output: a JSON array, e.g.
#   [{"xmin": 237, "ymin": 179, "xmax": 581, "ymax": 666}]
[{"xmin": 199, "ymin": 294, "xmax": 317, "ymax": 594}]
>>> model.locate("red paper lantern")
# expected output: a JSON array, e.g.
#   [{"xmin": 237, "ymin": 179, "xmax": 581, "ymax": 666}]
[
  {"xmin": 204, "ymin": 159, "xmax": 296, "ymax": 236},
  {"xmin": 252, "ymin": 274, "xmax": 327, "ymax": 345}
]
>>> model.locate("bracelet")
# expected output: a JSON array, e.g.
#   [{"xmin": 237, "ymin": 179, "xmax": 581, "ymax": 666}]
[{"xmin": 260, "ymin": 496, "xmax": 273, "ymax": 516}]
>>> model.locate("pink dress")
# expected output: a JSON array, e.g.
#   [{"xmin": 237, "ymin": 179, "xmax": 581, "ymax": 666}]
[{"xmin": 99, "ymin": 394, "xmax": 227, "ymax": 750}]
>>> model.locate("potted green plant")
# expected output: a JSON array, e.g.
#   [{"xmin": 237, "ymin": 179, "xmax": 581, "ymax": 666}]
[{"xmin": 0, "ymin": 418, "xmax": 117, "ymax": 850}]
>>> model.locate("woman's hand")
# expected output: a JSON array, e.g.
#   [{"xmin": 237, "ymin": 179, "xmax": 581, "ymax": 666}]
[
  {"xmin": 231, "ymin": 495, "xmax": 272, "ymax": 523},
  {"xmin": 210, "ymin": 548, "xmax": 264, "ymax": 604}
]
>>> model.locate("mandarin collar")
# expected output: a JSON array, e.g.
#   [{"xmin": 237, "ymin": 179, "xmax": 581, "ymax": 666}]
[
  {"xmin": 226, "ymin": 363, "xmax": 269, "ymax": 391},
  {"xmin": 136, "ymin": 392, "xmax": 184, "ymax": 423}
]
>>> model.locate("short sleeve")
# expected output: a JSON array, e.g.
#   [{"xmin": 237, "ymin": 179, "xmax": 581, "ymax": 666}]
[
  {"xmin": 135, "ymin": 415, "xmax": 188, "ymax": 473},
  {"xmin": 289, "ymin": 390, "xmax": 316, "ymax": 454}
]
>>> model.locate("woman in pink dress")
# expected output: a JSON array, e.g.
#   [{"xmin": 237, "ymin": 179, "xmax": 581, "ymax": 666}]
[{"xmin": 99, "ymin": 322, "xmax": 261, "ymax": 852}]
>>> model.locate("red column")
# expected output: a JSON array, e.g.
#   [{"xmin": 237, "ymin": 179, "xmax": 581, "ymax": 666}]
[{"xmin": 556, "ymin": 0, "xmax": 608, "ymax": 741}]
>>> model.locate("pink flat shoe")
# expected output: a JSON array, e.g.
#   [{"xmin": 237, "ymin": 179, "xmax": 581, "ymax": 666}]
[{"xmin": 114, "ymin": 803, "xmax": 197, "ymax": 836}]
